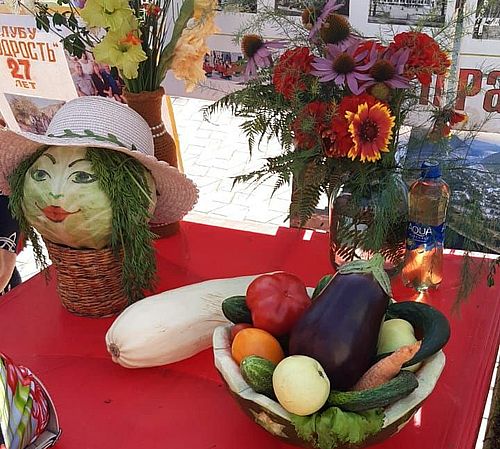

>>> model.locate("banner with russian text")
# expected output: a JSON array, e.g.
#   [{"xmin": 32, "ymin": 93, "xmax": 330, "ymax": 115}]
[{"xmin": 0, "ymin": 13, "xmax": 77, "ymax": 133}]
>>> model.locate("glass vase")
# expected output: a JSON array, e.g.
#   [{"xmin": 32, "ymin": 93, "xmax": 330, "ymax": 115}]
[{"xmin": 328, "ymin": 175, "xmax": 408, "ymax": 276}]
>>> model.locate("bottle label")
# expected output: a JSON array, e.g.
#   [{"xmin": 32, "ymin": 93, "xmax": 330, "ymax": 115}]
[{"xmin": 406, "ymin": 221, "xmax": 446, "ymax": 251}]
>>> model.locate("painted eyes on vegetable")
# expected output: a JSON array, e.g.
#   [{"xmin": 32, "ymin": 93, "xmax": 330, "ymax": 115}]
[
  {"xmin": 30, "ymin": 168, "xmax": 51, "ymax": 182},
  {"xmin": 71, "ymin": 171, "xmax": 97, "ymax": 184}
]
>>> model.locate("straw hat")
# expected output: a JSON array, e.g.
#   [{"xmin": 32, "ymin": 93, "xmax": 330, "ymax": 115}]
[{"xmin": 0, "ymin": 96, "xmax": 198, "ymax": 224}]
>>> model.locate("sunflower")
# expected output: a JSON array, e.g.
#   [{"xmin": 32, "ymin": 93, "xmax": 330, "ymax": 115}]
[{"xmin": 345, "ymin": 101, "xmax": 395, "ymax": 162}]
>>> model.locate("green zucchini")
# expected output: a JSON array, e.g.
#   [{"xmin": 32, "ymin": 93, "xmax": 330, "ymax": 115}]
[
  {"xmin": 222, "ymin": 295, "xmax": 252, "ymax": 324},
  {"xmin": 312, "ymin": 274, "xmax": 334, "ymax": 299},
  {"xmin": 327, "ymin": 370, "xmax": 419, "ymax": 412},
  {"xmin": 384, "ymin": 301, "xmax": 450, "ymax": 367},
  {"xmin": 240, "ymin": 356, "xmax": 276, "ymax": 399}
]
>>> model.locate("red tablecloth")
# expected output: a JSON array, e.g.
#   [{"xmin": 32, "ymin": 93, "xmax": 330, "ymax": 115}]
[{"xmin": 0, "ymin": 222, "xmax": 498, "ymax": 449}]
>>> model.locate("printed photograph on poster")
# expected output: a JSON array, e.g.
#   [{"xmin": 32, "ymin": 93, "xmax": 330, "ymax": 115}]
[
  {"xmin": 204, "ymin": 50, "xmax": 246, "ymax": 83},
  {"xmin": 217, "ymin": 0, "xmax": 257, "ymax": 13},
  {"xmin": 368, "ymin": 0, "xmax": 447, "ymax": 27},
  {"xmin": 350, "ymin": 0, "xmax": 455, "ymax": 41},
  {"xmin": 5, "ymin": 94, "xmax": 65, "ymax": 134},
  {"xmin": 65, "ymin": 51, "xmax": 126, "ymax": 103},
  {"xmin": 472, "ymin": 0, "xmax": 500, "ymax": 40},
  {"xmin": 460, "ymin": 1, "xmax": 500, "ymax": 56},
  {"xmin": 275, "ymin": 0, "xmax": 349, "ymax": 16}
]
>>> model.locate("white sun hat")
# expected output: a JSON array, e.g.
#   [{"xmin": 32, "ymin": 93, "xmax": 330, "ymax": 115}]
[{"xmin": 0, "ymin": 96, "xmax": 198, "ymax": 224}]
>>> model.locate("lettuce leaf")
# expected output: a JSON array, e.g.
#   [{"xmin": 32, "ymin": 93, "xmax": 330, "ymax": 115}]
[{"xmin": 290, "ymin": 407, "xmax": 384, "ymax": 449}]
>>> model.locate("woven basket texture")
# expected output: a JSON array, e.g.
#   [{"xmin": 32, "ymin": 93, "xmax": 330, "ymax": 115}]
[{"xmin": 45, "ymin": 240, "xmax": 128, "ymax": 318}]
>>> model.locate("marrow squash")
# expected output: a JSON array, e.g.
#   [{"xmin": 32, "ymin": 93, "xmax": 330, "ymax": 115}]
[{"xmin": 105, "ymin": 274, "xmax": 263, "ymax": 368}]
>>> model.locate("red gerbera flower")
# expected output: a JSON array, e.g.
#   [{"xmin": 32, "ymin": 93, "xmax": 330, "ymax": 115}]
[
  {"xmin": 389, "ymin": 32, "xmax": 451, "ymax": 85},
  {"xmin": 324, "ymin": 93, "xmax": 380, "ymax": 158},
  {"xmin": 292, "ymin": 101, "xmax": 333, "ymax": 150},
  {"xmin": 346, "ymin": 102, "xmax": 395, "ymax": 162},
  {"xmin": 272, "ymin": 47, "xmax": 314, "ymax": 100}
]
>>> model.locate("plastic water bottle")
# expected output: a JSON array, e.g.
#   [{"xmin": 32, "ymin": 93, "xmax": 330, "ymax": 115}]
[{"xmin": 402, "ymin": 161, "xmax": 450, "ymax": 291}]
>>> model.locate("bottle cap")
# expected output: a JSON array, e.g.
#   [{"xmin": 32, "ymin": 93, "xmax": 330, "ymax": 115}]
[{"xmin": 421, "ymin": 161, "xmax": 441, "ymax": 179}]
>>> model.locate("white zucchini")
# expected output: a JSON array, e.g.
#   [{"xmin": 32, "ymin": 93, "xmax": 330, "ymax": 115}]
[{"xmin": 105, "ymin": 274, "xmax": 265, "ymax": 368}]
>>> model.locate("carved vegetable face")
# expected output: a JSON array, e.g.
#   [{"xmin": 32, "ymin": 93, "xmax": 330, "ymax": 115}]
[{"xmin": 22, "ymin": 146, "xmax": 113, "ymax": 249}]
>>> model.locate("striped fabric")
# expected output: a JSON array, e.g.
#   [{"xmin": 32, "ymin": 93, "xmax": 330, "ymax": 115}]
[{"xmin": 0, "ymin": 354, "xmax": 49, "ymax": 449}]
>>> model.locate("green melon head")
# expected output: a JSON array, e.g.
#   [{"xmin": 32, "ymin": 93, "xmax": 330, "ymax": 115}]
[{"xmin": 21, "ymin": 145, "xmax": 157, "ymax": 250}]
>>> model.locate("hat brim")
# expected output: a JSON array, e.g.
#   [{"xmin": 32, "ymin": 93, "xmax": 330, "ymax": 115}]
[{"xmin": 0, "ymin": 128, "xmax": 198, "ymax": 225}]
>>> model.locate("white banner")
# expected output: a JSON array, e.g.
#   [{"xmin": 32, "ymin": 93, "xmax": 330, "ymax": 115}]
[{"xmin": 0, "ymin": 13, "xmax": 77, "ymax": 132}]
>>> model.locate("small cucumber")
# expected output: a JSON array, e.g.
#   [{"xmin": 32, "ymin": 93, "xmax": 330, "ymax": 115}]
[
  {"xmin": 222, "ymin": 295, "xmax": 252, "ymax": 324},
  {"xmin": 327, "ymin": 370, "xmax": 418, "ymax": 412},
  {"xmin": 240, "ymin": 356, "xmax": 276, "ymax": 399},
  {"xmin": 312, "ymin": 274, "xmax": 334, "ymax": 299},
  {"xmin": 384, "ymin": 301, "xmax": 451, "ymax": 367}
]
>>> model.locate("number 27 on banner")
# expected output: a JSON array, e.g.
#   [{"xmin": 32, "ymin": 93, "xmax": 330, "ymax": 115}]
[{"xmin": 6, "ymin": 57, "xmax": 35, "ymax": 89}]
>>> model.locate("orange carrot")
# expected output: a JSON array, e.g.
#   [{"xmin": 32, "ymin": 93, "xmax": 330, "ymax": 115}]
[{"xmin": 352, "ymin": 341, "xmax": 422, "ymax": 391}]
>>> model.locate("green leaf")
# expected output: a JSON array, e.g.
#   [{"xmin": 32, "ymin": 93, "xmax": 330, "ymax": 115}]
[
  {"xmin": 312, "ymin": 274, "xmax": 333, "ymax": 299},
  {"xmin": 52, "ymin": 12, "xmax": 65, "ymax": 27},
  {"xmin": 290, "ymin": 407, "xmax": 385, "ymax": 449},
  {"xmin": 35, "ymin": 14, "xmax": 50, "ymax": 32},
  {"xmin": 338, "ymin": 254, "xmax": 392, "ymax": 298}
]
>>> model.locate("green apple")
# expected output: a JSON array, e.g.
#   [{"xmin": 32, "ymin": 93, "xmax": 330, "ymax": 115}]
[
  {"xmin": 377, "ymin": 319, "xmax": 422, "ymax": 372},
  {"xmin": 272, "ymin": 355, "xmax": 330, "ymax": 416}
]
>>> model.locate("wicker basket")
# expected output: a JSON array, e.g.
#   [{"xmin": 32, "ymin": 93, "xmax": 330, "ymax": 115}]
[{"xmin": 45, "ymin": 240, "xmax": 128, "ymax": 318}]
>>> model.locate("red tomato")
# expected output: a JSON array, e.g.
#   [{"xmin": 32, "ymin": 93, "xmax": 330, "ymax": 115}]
[
  {"xmin": 230, "ymin": 323, "xmax": 253, "ymax": 342},
  {"xmin": 246, "ymin": 272, "xmax": 311, "ymax": 336}
]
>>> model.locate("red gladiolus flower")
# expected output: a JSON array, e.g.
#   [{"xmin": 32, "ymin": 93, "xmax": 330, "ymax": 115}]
[
  {"xmin": 389, "ymin": 32, "xmax": 451, "ymax": 85},
  {"xmin": 272, "ymin": 47, "xmax": 314, "ymax": 100}
]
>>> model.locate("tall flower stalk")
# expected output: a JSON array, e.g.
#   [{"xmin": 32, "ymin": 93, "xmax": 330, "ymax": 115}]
[{"xmin": 25, "ymin": 0, "xmax": 217, "ymax": 93}]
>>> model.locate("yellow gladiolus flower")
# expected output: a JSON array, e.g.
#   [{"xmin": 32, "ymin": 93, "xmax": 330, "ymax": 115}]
[
  {"xmin": 193, "ymin": 0, "xmax": 217, "ymax": 19},
  {"xmin": 93, "ymin": 31, "xmax": 147, "ymax": 80},
  {"xmin": 170, "ymin": 15, "xmax": 218, "ymax": 91},
  {"xmin": 81, "ymin": 0, "xmax": 137, "ymax": 33}
]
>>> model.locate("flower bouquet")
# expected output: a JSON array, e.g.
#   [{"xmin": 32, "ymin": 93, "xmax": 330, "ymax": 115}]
[{"xmin": 205, "ymin": 0, "xmax": 480, "ymax": 271}]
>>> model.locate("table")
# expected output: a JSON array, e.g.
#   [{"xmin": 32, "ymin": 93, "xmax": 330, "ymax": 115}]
[{"xmin": 0, "ymin": 222, "xmax": 499, "ymax": 449}]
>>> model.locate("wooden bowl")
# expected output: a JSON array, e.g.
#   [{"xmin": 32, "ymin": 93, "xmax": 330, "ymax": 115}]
[{"xmin": 213, "ymin": 324, "xmax": 445, "ymax": 448}]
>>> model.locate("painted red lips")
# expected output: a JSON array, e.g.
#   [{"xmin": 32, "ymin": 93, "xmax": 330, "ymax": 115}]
[{"xmin": 41, "ymin": 205, "xmax": 80, "ymax": 223}]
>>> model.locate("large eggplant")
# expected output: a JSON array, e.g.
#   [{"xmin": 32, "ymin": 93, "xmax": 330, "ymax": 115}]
[{"xmin": 289, "ymin": 256, "xmax": 391, "ymax": 390}]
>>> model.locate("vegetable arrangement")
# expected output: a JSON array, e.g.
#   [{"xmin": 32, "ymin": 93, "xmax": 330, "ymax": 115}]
[{"xmin": 218, "ymin": 255, "xmax": 451, "ymax": 449}]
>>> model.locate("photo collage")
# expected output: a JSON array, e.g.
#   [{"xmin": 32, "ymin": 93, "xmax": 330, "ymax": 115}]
[{"xmin": 66, "ymin": 51, "xmax": 126, "ymax": 103}]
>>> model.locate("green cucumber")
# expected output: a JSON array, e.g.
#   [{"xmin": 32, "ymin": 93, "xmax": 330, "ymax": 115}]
[
  {"xmin": 384, "ymin": 301, "xmax": 451, "ymax": 367},
  {"xmin": 222, "ymin": 295, "xmax": 252, "ymax": 324},
  {"xmin": 312, "ymin": 274, "xmax": 334, "ymax": 299},
  {"xmin": 240, "ymin": 356, "xmax": 276, "ymax": 399},
  {"xmin": 327, "ymin": 370, "xmax": 418, "ymax": 412}
]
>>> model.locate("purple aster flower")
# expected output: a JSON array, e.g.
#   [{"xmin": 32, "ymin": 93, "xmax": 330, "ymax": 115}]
[
  {"xmin": 311, "ymin": 42, "xmax": 375, "ymax": 94},
  {"xmin": 364, "ymin": 47, "xmax": 411, "ymax": 90},
  {"xmin": 309, "ymin": 0, "xmax": 345, "ymax": 42},
  {"xmin": 241, "ymin": 35, "xmax": 285, "ymax": 80}
]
